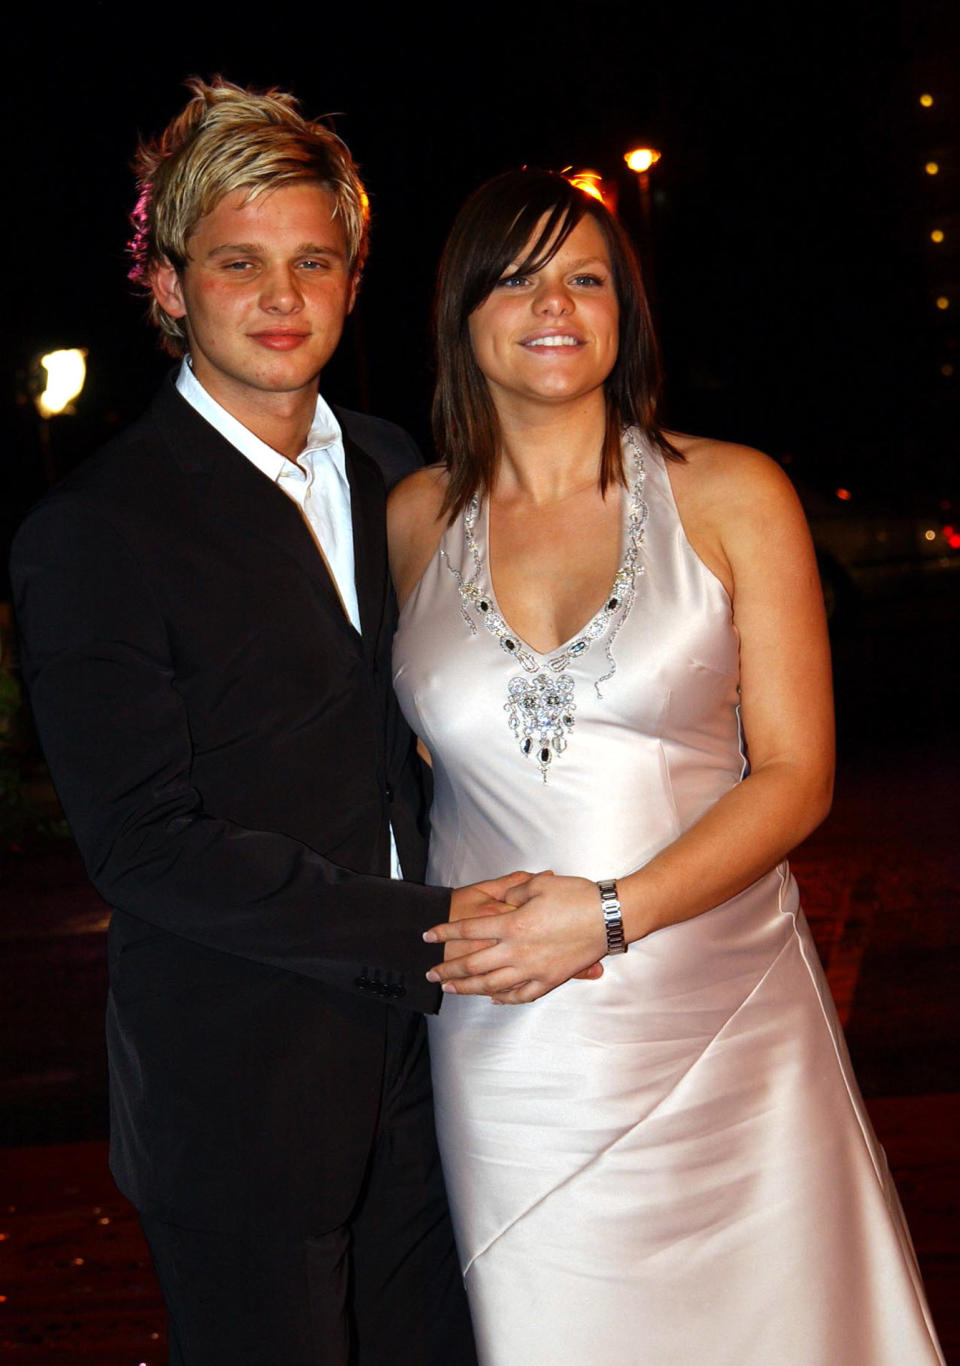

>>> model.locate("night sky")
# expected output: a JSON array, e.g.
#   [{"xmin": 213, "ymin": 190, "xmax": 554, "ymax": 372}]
[{"xmin": 5, "ymin": 0, "xmax": 957, "ymax": 561}]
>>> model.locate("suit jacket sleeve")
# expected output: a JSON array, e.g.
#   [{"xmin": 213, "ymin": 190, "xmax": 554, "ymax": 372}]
[{"xmin": 11, "ymin": 494, "xmax": 449, "ymax": 1012}]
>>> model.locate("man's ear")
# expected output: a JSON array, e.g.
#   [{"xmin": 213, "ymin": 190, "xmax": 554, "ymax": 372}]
[
  {"xmin": 151, "ymin": 258, "xmax": 187, "ymax": 320},
  {"xmin": 347, "ymin": 270, "xmax": 360, "ymax": 315}
]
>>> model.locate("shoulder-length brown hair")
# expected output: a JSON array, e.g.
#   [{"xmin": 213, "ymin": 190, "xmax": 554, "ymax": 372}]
[{"xmin": 433, "ymin": 168, "xmax": 679, "ymax": 520}]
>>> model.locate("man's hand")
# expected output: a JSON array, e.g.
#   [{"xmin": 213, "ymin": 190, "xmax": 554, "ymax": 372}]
[
  {"xmin": 441, "ymin": 872, "xmax": 532, "ymax": 963},
  {"xmin": 425, "ymin": 872, "xmax": 607, "ymax": 1003},
  {"xmin": 449, "ymin": 872, "xmax": 532, "ymax": 921}
]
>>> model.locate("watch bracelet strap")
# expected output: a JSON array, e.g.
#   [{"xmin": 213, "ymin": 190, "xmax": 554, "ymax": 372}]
[{"xmin": 597, "ymin": 879, "xmax": 627, "ymax": 955}]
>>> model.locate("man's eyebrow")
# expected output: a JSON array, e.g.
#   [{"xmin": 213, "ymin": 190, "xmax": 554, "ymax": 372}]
[
  {"xmin": 296, "ymin": 243, "xmax": 346, "ymax": 259},
  {"xmin": 204, "ymin": 242, "xmax": 346, "ymax": 260}
]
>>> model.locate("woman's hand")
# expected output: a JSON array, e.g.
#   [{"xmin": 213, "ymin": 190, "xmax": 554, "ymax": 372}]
[{"xmin": 425, "ymin": 872, "xmax": 607, "ymax": 1003}]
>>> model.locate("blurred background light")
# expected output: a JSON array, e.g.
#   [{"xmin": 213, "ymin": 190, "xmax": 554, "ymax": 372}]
[
  {"xmin": 624, "ymin": 147, "xmax": 662, "ymax": 174},
  {"xmin": 567, "ymin": 169, "xmax": 605, "ymax": 202},
  {"xmin": 35, "ymin": 349, "xmax": 88, "ymax": 418}
]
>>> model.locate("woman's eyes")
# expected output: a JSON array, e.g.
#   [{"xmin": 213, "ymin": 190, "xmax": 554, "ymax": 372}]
[{"xmin": 494, "ymin": 271, "xmax": 607, "ymax": 290}]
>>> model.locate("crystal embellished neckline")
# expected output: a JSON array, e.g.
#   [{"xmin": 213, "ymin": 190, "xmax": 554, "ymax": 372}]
[{"xmin": 442, "ymin": 429, "xmax": 648, "ymax": 780}]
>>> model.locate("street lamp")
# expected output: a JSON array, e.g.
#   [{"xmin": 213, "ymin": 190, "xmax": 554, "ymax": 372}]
[
  {"xmin": 34, "ymin": 347, "xmax": 87, "ymax": 486},
  {"xmin": 624, "ymin": 146, "xmax": 662, "ymax": 225},
  {"xmin": 624, "ymin": 147, "xmax": 662, "ymax": 221},
  {"xmin": 623, "ymin": 146, "xmax": 663, "ymax": 295},
  {"xmin": 624, "ymin": 147, "xmax": 662, "ymax": 176},
  {"xmin": 35, "ymin": 348, "xmax": 87, "ymax": 418}
]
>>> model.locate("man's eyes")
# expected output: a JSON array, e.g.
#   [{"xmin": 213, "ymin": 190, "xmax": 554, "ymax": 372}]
[{"xmin": 218, "ymin": 258, "xmax": 332, "ymax": 273}]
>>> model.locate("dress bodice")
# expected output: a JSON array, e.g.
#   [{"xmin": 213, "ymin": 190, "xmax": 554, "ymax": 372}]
[{"xmin": 393, "ymin": 436, "xmax": 745, "ymax": 887}]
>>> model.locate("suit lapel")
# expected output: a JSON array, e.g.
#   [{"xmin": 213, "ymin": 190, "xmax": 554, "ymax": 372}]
[
  {"xmin": 342, "ymin": 429, "xmax": 389, "ymax": 665},
  {"xmin": 150, "ymin": 378, "xmax": 363, "ymax": 654}
]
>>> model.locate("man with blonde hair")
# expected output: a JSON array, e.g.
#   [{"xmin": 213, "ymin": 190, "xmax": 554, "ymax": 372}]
[{"xmin": 11, "ymin": 78, "xmax": 495, "ymax": 1364}]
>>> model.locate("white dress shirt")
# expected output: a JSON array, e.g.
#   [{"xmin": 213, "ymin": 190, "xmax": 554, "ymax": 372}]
[{"xmin": 176, "ymin": 359, "xmax": 402, "ymax": 877}]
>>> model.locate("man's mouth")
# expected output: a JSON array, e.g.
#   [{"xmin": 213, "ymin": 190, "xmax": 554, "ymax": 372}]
[{"xmin": 249, "ymin": 331, "xmax": 310, "ymax": 350}]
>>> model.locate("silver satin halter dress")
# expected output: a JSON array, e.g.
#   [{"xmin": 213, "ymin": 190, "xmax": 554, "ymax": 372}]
[{"xmin": 392, "ymin": 434, "xmax": 943, "ymax": 1366}]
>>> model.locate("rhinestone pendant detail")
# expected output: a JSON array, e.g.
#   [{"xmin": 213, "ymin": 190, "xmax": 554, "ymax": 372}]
[
  {"xmin": 443, "ymin": 429, "xmax": 648, "ymax": 781},
  {"xmin": 506, "ymin": 673, "xmax": 576, "ymax": 781}
]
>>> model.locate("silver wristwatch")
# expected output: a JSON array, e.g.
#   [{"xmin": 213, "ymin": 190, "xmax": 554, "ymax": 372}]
[{"xmin": 597, "ymin": 879, "xmax": 627, "ymax": 955}]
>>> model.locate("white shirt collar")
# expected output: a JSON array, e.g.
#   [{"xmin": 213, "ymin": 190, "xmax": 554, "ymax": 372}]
[{"xmin": 175, "ymin": 358, "xmax": 345, "ymax": 485}]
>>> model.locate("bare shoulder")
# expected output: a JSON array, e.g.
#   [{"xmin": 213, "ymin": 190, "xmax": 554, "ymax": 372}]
[
  {"xmin": 668, "ymin": 432, "xmax": 807, "ymax": 541},
  {"xmin": 668, "ymin": 432, "xmax": 800, "ymax": 517},
  {"xmin": 388, "ymin": 463, "xmax": 448, "ymax": 527},
  {"xmin": 663, "ymin": 433, "xmax": 810, "ymax": 596},
  {"xmin": 387, "ymin": 464, "xmax": 450, "ymax": 607}
]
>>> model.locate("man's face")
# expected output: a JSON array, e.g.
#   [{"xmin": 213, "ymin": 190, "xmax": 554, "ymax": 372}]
[{"xmin": 152, "ymin": 183, "xmax": 357, "ymax": 417}]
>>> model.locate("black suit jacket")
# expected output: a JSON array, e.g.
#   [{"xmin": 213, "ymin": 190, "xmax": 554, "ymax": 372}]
[{"xmin": 11, "ymin": 377, "xmax": 448, "ymax": 1234}]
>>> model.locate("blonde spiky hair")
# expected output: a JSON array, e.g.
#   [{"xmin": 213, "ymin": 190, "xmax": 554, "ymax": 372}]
[{"xmin": 128, "ymin": 76, "xmax": 370, "ymax": 354}]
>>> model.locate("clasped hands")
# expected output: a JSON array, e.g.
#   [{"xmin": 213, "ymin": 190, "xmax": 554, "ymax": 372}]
[{"xmin": 425, "ymin": 871, "xmax": 607, "ymax": 1005}]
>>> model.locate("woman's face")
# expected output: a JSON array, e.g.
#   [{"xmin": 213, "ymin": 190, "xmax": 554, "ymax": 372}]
[{"xmin": 468, "ymin": 212, "xmax": 619, "ymax": 416}]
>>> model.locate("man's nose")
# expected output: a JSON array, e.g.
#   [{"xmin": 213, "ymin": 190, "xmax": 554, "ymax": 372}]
[{"xmin": 260, "ymin": 265, "xmax": 304, "ymax": 312}]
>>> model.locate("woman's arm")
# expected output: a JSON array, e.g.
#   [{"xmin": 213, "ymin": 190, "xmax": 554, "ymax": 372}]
[
  {"xmin": 423, "ymin": 442, "xmax": 834, "ymax": 1002},
  {"xmin": 387, "ymin": 464, "xmax": 449, "ymax": 609}
]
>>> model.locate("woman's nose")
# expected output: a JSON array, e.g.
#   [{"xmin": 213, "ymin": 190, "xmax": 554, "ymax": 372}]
[{"xmin": 533, "ymin": 277, "xmax": 573, "ymax": 315}]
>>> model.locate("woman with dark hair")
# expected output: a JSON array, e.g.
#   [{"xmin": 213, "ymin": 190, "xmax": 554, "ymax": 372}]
[{"xmin": 389, "ymin": 170, "xmax": 942, "ymax": 1364}]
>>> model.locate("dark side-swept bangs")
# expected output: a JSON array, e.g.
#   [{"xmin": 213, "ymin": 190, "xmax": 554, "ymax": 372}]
[{"xmin": 433, "ymin": 168, "xmax": 681, "ymax": 521}]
